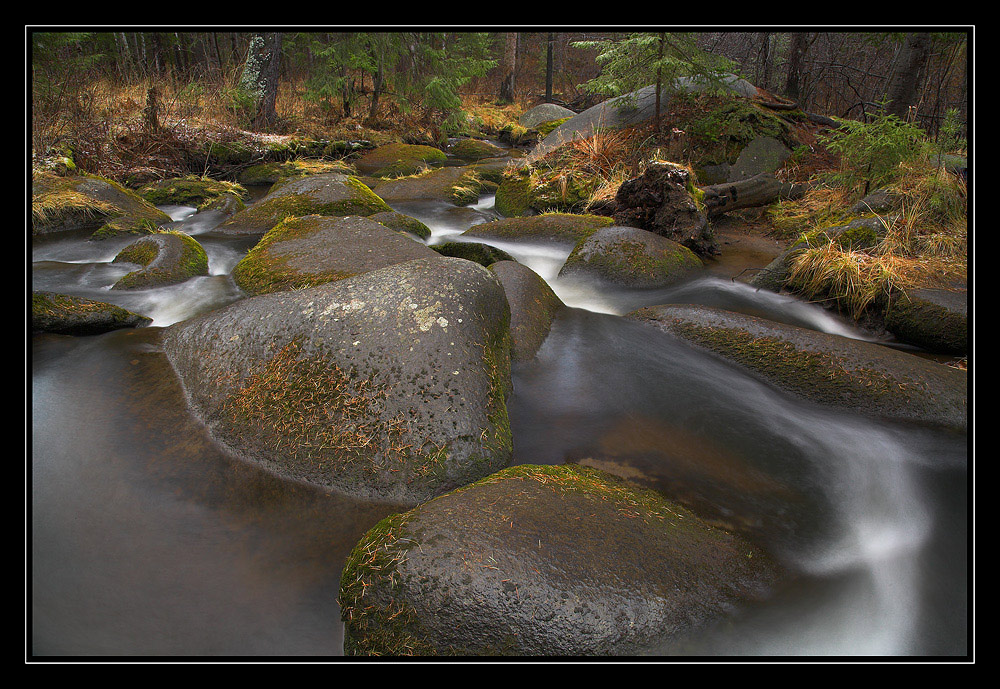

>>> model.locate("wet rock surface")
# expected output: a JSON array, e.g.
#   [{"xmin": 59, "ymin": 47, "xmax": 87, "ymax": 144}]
[
  {"xmin": 162, "ymin": 257, "xmax": 513, "ymax": 506},
  {"xmin": 627, "ymin": 303, "xmax": 967, "ymax": 431},
  {"xmin": 339, "ymin": 463, "xmax": 783, "ymax": 656}
]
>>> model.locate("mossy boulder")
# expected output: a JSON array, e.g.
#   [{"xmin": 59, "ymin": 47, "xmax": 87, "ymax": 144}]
[
  {"xmin": 462, "ymin": 212, "xmax": 614, "ymax": 244},
  {"xmin": 627, "ymin": 304, "xmax": 967, "ymax": 431},
  {"xmin": 494, "ymin": 175, "xmax": 534, "ymax": 217},
  {"xmin": 212, "ymin": 173, "xmax": 391, "ymax": 237},
  {"xmin": 355, "ymin": 142, "xmax": 447, "ymax": 178},
  {"xmin": 559, "ymin": 226, "xmax": 704, "ymax": 288},
  {"xmin": 111, "ymin": 231, "xmax": 209, "ymax": 290},
  {"xmin": 137, "ymin": 176, "xmax": 249, "ymax": 207},
  {"xmin": 339, "ymin": 463, "xmax": 783, "ymax": 656},
  {"xmin": 232, "ymin": 214, "xmax": 438, "ymax": 296},
  {"xmin": 162, "ymin": 256, "xmax": 513, "ymax": 505},
  {"xmin": 236, "ymin": 159, "xmax": 355, "ymax": 187},
  {"xmin": 749, "ymin": 216, "xmax": 889, "ymax": 292},
  {"xmin": 369, "ymin": 167, "xmax": 487, "ymax": 205},
  {"xmin": 32, "ymin": 291, "xmax": 152, "ymax": 335},
  {"xmin": 518, "ymin": 103, "xmax": 576, "ymax": 129},
  {"xmin": 369, "ymin": 211, "xmax": 432, "ymax": 240},
  {"xmin": 885, "ymin": 287, "xmax": 968, "ymax": 355},
  {"xmin": 197, "ymin": 192, "xmax": 246, "ymax": 215},
  {"xmin": 727, "ymin": 136, "xmax": 792, "ymax": 182},
  {"xmin": 32, "ymin": 171, "xmax": 171, "ymax": 237},
  {"xmin": 430, "ymin": 241, "xmax": 515, "ymax": 267},
  {"xmin": 489, "ymin": 261, "xmax": 565, "ymax": 361},
  {"xmin": 448, "ymin": 138, "xmax": 506, "ymax": 161}
]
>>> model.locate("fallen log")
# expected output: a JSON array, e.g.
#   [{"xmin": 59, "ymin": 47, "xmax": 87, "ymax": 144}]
[{"xmin": 700, "ymin": 173, "xmax": 807, "ymax": 217}]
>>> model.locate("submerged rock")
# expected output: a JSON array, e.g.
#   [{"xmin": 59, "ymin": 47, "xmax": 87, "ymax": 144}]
[
  {"xmin": 430, "ymin": 241, "xmax": 515, "ymax": 267},
  {"xmin": 32, "ymin": 291, "xmax": 152, "ymax": 335},
  {"xmin": 111, "ymin": 231, "xmax": 209, "ymax": 290},
  {"xmin": 162, "ymin": 257, "xmax": 513, "ymax": 505},
  {"xmin": 489, "ymin": 261, "xmax": 565, "ymax": 362},
  {"xmin": 462, "ymin": 213, "xmax": 614, "ymax": 244},
  {"xmin": 339, "ymin": 463, "xmax": 783, "ymax": 656},
  {"xmin": 627, "ymin": 303, "xmax": 967, "ymax": 431},
  {"xmin": 231, "ymin": 214, "xmax": 438, "ymax": 296},
  {"xmin": 559, "ymin": 225, "xmax": 703, "ymax": 288},
  {"xmin": 212, "ymin": 173, "xmax": 391, "ymax": 236}
]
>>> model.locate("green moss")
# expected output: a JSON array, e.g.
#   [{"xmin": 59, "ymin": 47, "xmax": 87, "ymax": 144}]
[
  {"xmin": 535, "ymin": 116, "xmax": 571, "ymax": 137},
  {"xmin": 112, "ymin": 230, "xmax": 209, "ymax": 289},
  {"xmin": 687, "ymin": 98, "xmax": 793, "ymax": 165},
  {"xmin": 359, "ymin": 142, "xmax": 447, "ymax": 178},
  {"xmin": 670, "ymin": 320, "xmax": 904, "ymax": 406},
  {"xmin": 238, "ymin": 159, "xmax": 354, "ymax": 186},
  {"xmin": 232, "ymin": 216, "xmax": 357, "ymax": 295},
  {"xmin": 369, "ymin": 211, "xmax": 432, "ymax": 240},
  {"xmin": 494, "ymin": 175, "xmax": 533, "ymax": 217},
  {"xmin": 138, "ymin": 176, "xmax": 249, "ymax": 206},
  {"xmin": 339, "ymin": 511, "xmax": 438, "ymax": 656},
  {"xmin": 91, "ymin": 216, "xmax": 162, "ymax": 240}
]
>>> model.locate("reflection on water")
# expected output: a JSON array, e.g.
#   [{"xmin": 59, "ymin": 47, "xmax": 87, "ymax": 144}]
[{"xmin": 30, "ymin": 190, "xmax": 968, "ymax": 657}]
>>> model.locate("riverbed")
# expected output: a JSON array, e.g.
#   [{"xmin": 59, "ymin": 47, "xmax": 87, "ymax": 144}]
[{"xmin": 30, "ymin": 184, "xmax": 968, "ymax": 658}]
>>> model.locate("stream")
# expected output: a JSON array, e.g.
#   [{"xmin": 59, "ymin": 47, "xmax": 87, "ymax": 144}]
[{"xmin": 30, "ymin": 176, "xmax": 969, "ymax": 657}]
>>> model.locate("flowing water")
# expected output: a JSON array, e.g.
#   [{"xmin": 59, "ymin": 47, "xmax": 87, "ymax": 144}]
[{"xmin": 30, "ymin": 176, "xmax": 969, "ymax": 658}]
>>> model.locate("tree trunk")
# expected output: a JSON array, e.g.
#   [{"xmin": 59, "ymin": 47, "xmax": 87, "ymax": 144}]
[
  {"xmin": 545, "ymin": 33, "xmax": 554, "ymax": 102},
  {"xmin": 240, "ymin": 32, "xmax": 283, "ymax": 131},
  {"xmin": 885, "ymin": 32, "xmax": 931, "ymax": 120},
  {"xmin": 784, "ymin": 32, "xmax": 810, "ymax": 102},
  {"xmin": 756, "ymin": 32, "xmax": 771, "ymax": 91},
  {"xmin": 499, "ymin": 32, "xmax": 517, "ymax": 103},
  {"xmin": 700, "ymin": 173, "xmax": 806, "ymax": 217}
]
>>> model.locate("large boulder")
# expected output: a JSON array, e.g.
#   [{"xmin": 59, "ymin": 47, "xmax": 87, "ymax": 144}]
[
  {"xmin": 339, "ymin": 463, "xmax": 783, "ymax": 656},
  {"xmin": 489, "ymin": 261, "xmax": 565, "ymax": 361},
  {"xmin": 559, "ymin": 225, "xmax": 703, "ymax": 288},
  {"xmin": 627, "ymin": 304, "xmax": 967, "ymax": 431},
  {"xmin": 32, "ymin": 171, "xmax": 171, "ymax": 237},
  {"xmin": 518, "ymin": 103, "xmax": 577, "ymax": 129},
  {"xmin": 32, "ymin": 291, "xmax": 151, "ymax": 335},
  {"xmin": 111, "ymin": 231, "xmax": 209, "ymax": 290},
  {"xmin": 727, "ymin": 136, "xmax": 792, "ymax": 182},
  {"xmin": 211, "ymin": 173, "xmax": 391, "ymax": 237},
  {"xmin": 231, "ymin": 214, "xmax": 438, "ymax": 296},
  {"xmin": 526, "ymin": 76, "xmax": 761, "ymax": 163},
  {"xmin": 448, "ymin": 138, "xmax": 507, "ymax": 161},
  {"xmin": 369, "ymin": 167, "xmax": 488, "ymax": 205},
  {"xmin": 162, "ymin": 257, "xmax": 513, "ymax": 505}
]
